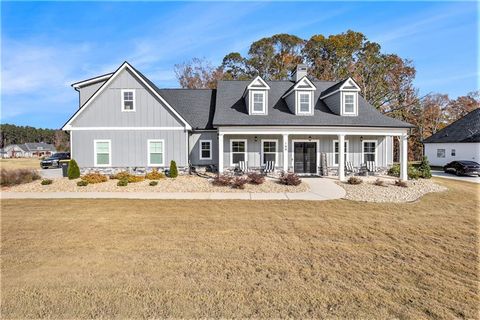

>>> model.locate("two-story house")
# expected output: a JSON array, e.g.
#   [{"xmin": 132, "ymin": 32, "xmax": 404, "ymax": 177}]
[{"xmin": 62, "ymin": 62, "xmax": 413, "ymax": 181}]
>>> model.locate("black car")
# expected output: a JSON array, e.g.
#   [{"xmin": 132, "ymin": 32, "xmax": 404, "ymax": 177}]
[
  {"xmin": 443, "ymin": 161, "xmax": 480, "ymax": 176},
  {"xmin": 40, "ymin": 152, "xmax": 70, "ymax": 169}
]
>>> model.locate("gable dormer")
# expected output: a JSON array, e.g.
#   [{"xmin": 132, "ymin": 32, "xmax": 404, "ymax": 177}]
[
  {"xmin": 244, "ymin": 76, "xmax": 270, "ymax": 115},
  {"xmin": 320, "ymin": 77, "xmax": 361, "ymax": 116},
  {"xmin": 282, "ymin": 68, "xmax": 316, "ymax": 116}
]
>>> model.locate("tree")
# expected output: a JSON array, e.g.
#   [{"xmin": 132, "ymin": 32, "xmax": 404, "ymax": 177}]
[
  {"xmin": 446, "ymin": 91, "xmax": 480, "ymax": 122},
  {"xmin": 0, "ymin": 123, "xmax": 69, "ymax": 151},
  {"xmin": 67, "ymin": 159, "xmax": 80, "ymax": 180},
  {"xmin": 169, "ymin": 160, "xmax": 178, "ymax": 178},
  {"xmin": 174, "ymin": 58, "xmax": 224, "ymax": 89},
  {"xmin": 221, "ymin": 52, "xmax": 251, "ymax": 80}
]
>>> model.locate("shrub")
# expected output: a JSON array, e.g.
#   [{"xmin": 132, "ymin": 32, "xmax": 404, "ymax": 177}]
[
  {"xmin": 77, "ymin": 180, "xmax": 89, "ymax": 187},
  {"xmin": 41, "ymin": 179, "xmax": 53, "ymax": 185},
  {"xmin": 418, "ymin": 156, "xmax": 432, "ymax": 179},
  {"xmin": 127, "ymin": 175, "xmax": 144, "ymax": 183},
  {"xmin": 169, "ymin": 160, "xmax": 178, "ymax": 178},
  {"xmin": 395, "ymin": 180, "xmax": 408, "ymax": 188},
  {"xmin": 373, "ymin": 178, "xmax": 386, "ymax": 187},
  {"xmin": 388, "ymin": 164, "xmax": 400, "ymax": 177},
  {"xmin": 149, "ymin": 181, "xmax": 158, "ymax": 186},
  {"xmin": 81, "ymin": 173, "xmax": 108, "ymax": 184},
  {"xmin": 232, "ymin": 177, "xmax": 248, "ymax": 189},
  {"xmin": 279, "ymin": 172, "xmax": 302, "ymax": 186},
  {"xmin": 388, "ymin": 164, "xmax": 421, "ymax": 179},
  {"xmin": 212, "ymin": 174, "xmax": 232, "ymax": 186},
  {"xmin": 247, "ymin": 172, "xmax": 265, "ymax": 185},
  {"xmin": 145, "ymin": 169, "xmax": 165, "ymax": 180},
  {"xmin": 67, "ymin": 159, "xmax": 80, "ymax": 180},
  {"xmin": 117, "ymin": 179, "xmax": 128, "ymax": 187},
  {"xmin": 347, "ymin": 177, "xmax": 363, "ymax": 185},
  {"xmin": 111, "ymin": 171, "xmax": 131, "ymax": 180},
  {"xmin": 0, "ymin": 169, "xmax": 41, "ymax": 186},
  {"xmin": 408, "ymin": 166, "xmax": 420, "ymax": 180}
]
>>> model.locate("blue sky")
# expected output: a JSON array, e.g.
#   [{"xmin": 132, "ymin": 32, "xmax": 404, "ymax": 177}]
[{"xmin": 1, "ymin": 1, "xmax": 478, "ymax": 129}]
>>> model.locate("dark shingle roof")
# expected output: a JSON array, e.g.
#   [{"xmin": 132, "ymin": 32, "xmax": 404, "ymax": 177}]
[
  {"xmin": 212, "ymin": 80, "xmax": 413, "ymax": 128},
  {"xmin": 24, "ymin": 142, "xmax": 56, "ymax": 151},
  {"xmin": 423, "ymin": 108, "xmax": 480, "ymax": 143},
  {"xmin": 319, "ymin": 78, "xmax": 348, "ymax": 97}
]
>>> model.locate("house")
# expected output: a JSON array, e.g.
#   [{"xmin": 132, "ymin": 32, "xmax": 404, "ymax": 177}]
[
  {"xmin": 2, "ymin": 142, "xmax": 57, "ymax": 158},
  {"xmin": 423, "ymin": 108, "xmax": 480, "ymax": 166},
  {"xmin": 62, "ymin": 62, "xmax": 413, "ymax": 181}
]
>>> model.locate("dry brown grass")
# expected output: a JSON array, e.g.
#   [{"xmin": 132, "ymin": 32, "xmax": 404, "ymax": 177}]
[
  {"xmin": 1, "ymin": 178, "xmax": 478, "ymax": 319},
  {"xmin": 0, "ymin": 158, "xmax": 40, "ymax": 170}
]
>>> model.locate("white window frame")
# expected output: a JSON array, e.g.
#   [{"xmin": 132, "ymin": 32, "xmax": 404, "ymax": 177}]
[
  {"xmin": 147, "ymin": 139, "xmax": 165, "ymax": 167},
  {"xmin": 251, "ymin": 91, "xmax": 266, "ymax": 114},
  {"xmin": 437, "ymin": 149, "xmax": 446, "ymax": 158},
  {"xmin": 94, "ymin": 139, "xmax": 111, "ymax": 167},
  {"xmin": 230, "ymin": 139, "xmax": 247, "ymax": 166},
  {"xmin": 342, "ymin": 92, "xmax": 357, "ymax": 116},
  {"xmin": 297, "ymin": 91, "xmax": 312, "ymax": 115},
  {"xmin": 361, "ymin": 140, "xmax": 377, "ymax": 164},
  {"xmin": 121, "ymin": 89, "xmax": 136, "ymax": 112},
  {"xmin": 261, "ymin": 139, "xmax": 278, "ymax": 165},
  {"xmin": 199, "ymin": 139, "xmax": 212, "ymax": 160},
  {"xmin": 332, "ymin": 139, "xmax": 350, "ymax": 166}
]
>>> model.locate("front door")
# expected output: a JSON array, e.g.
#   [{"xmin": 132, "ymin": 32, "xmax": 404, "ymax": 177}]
[{"xmin": 293, "ymin": 142, "xmax": 317, "ymax": 174}]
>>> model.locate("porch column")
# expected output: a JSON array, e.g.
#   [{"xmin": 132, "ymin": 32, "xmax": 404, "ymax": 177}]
[
  {"xmin": 283, "ymin": 134, "xmax": 289, "ymax": 172},
  {"xmin": 218, "ymin": 133, "xmax": 224, "ymax": 174},
  {"xmin": 338, "ymin": 134, "xmax": 345, "ymax": 181},
  {"xmin": 400, "ymin": 134, "xmax": 408, "ymax": 181}
]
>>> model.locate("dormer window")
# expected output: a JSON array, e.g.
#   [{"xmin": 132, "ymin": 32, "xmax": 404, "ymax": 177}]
[
  {"xmin": 252, "ymin": 91, "xmax": 266, "ymax": 114},
  {"xmin": 298, "ymin": 92, "xmax": 312, "ymax": 114},
  {"xmin": 320, "ymin": 77, "xmax": 361, "ymax": 117},
  {"xmin": 342, "ymin": 92, "xmax": 356, "ymax": 115},
  {"xmin": 244, "ymin": 76, "xmax": 270, "ymax": 115},
  {"xmin": 282, "ymin": 73, "xmax": 316, "ymax": 116},
  {"xmin": 121, "ymin": 89, "xmax": 135, "ymax": 112}
]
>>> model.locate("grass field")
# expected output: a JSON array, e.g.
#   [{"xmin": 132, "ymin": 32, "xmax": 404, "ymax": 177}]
[
  {"xmin": 0, "ymin": 158, "xmax": 41, "ymax": 170},
  {"xmin": 1, "ymin": 179, "xmax": 478, "ymax": 318}
]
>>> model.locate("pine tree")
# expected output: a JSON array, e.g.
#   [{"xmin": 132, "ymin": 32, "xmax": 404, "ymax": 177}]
[
  {"xmin": 67, "ymin": 159, "xmax": 80, "ymax": 179},
  {"xmin": 169, "ymin": 160, "xmax": 178, "ymax": 178}
]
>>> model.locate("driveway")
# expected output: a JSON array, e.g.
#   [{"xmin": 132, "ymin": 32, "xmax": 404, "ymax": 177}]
[
  {"xmin": 431, "ymin": 170, "xmax": 480, "ymax": 184},
  {"xmin": 39, "ymin": 168, "xmax": 63, "ymax": 179}
]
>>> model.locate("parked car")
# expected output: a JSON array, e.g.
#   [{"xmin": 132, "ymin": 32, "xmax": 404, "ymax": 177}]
[
  {"xmin": 443, "ymin": 161, "xmax": 480, "ymax": 176},
  {"xmin": 40, "ymin": 152, "xmax": 70, "ymax": 169}
]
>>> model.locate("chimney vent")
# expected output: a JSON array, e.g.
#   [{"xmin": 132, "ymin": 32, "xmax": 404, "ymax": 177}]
[{"xmin": 292, "ymin": 64, "xmax": 308, "ymax": 82}]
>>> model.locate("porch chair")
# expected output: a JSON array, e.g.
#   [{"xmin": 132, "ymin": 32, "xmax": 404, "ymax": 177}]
[
  {"xmin": 366, "ymin": 161, "xmax": 378, "ymax": 176},
  {"xmin": 345, "ymin": 161, "xmax": 356, "ymax": 176},
  {"xmin": 262, "ymin": 161, "xmax": 275, "ymax": 175},
  {"xmin": 235, "ymin": 161, "xmax": 248, "ymax": 175}
]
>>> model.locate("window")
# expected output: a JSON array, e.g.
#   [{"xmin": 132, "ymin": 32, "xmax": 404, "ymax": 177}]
[
  {"xmin": 230, "ymin": 140, "xmax": 247, "ymax": 166},
  {"xmin": 148, "ymin": 140, "xmax": 164, "ymax": 166},
  {"xmin": 333, "ymin": 140, "xmax": 349, "ymax": 166},
  {"xmin": 261, "ymin": 140, "xmax": 277, "ymax": 164},
  {"xmin": 121, "ymin": 89, "xmax": 135, "ymax": 111},
  {"xmin": 298, "ymin": 92, "xmax": 311, "ymax": 113},
  {"xmin": 199, "ymin": 140, "xmax": 212, "ymax": 160},
  {"xmin": 343, "ymin": 92, "xmax": 356, "ymax": 115},
  {"xmin": 252, "ymin": 91, "xmax": 266, "ymax": 114},
  {"xmin": 437, "ymin": 149, "xmax": 445, "ymax": 158},
  {"xmin": 94, "ymin": 140, "xmax": 111, "ymax": 167},
  {"xmin": 362, "ymin": 140, "xmax": 377, "ymax": 163},
  {"xmin": 451, "ymin": 149, "xmax": 456, "ymax": 157}
]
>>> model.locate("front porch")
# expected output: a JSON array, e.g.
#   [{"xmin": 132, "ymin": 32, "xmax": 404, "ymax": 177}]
[{"xmin": 218, "ymin": 127, "xmax": 409, "ymax": 181}]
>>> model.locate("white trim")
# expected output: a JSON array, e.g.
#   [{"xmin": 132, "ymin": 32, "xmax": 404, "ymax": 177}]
[
  {"xmin": 70, "ymin": 131, "xmax": 73, "ymax": 159},
  {"xmin": 247, "ymin": 76, "xmax": 270, "ymax": 90},
  {"xmin": 218, "ymin": 134, "xmax": 224, "ymax": 173},
  {"xmin": 147, "ymin": 139, "xmax": 165, "ymax": 167},
  {"xmin": 72, "ymin": 73, "xmax": 113, "ymax": 88},
  {"xmin": 63, "ymin": 62, "xmax": 192, "ymax": 130},
  {"xmin": 320, "ymin": 77, "xmax": 361, "ymax": 99},
  {"xmin": 64, "ymin": 126, "xmax": 185, "ymax": 131},
  {"xmin": 250, "ymin": 90, "xmax": 267, "ymax": 115},
  {"xmin": 94, "ymin": 139, "xmax": 111, "ymax": 167},
  {"xmin": 296, "ymin": 91, "xmax": 313, "ymax": 115},
  {"xmin": 121, "ymin": 89, "xmax": 136, "ymax": 112},
  {"xmin": 199, "ymin": 139, "xmax": 212, "ymax": 160},
  {"xmin": 260, "ymin": 139, "xmax": 278, "ymax": 165},
  {"xmin": 218, "ymin": 126, "xmax": 409, "ymax": 136},
  {"xmin": 230, "ymin": 139, "xmax": 247, "ymax": 167},
  {"xmin": 332, "ymin": 139, "xmax": 350, "ymax": 166},
  {"xmin": 341, "ymin": 92, "xmax": 357, "ymax": 116},
  {"xmin": 282, "ymin": 76, "xmax": 316, "ymax": 98},
  {"xmin": 361, "ymin": 139, "xmax": 377, "ymax": 164},
  {"xmin": 291, "ymin": 139, "xmax": 320, "ymax": 175}
]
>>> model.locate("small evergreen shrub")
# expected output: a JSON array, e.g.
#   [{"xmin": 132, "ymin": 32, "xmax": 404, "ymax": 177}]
[
  {"xmin": 388, "ymin": 164, "xmax": 400, "ymax": 177},
  {"xmin": 145, "ymin": 169, "xmax": 165, "ymax": 180},
  {"xmin": 117, "ymin": 179, "xmax": 128, "ymax": 187},
  {"xmin": 232, "ymin": 177, "xmax": 248, "ymax": 189},
  {"xmin": 169, "ymin": 160, "xmax": 178, "ymax": 178},
  {"xmin": 41, "ymin": 179, "xmax": 53, "ymax": 185},
  {"xmin": 77, "ymin": 180, "xmax": 89, "ymax": 187},
  {"xmin": 212, "ymin": 174, "xmax": 232, "ymax": 186},
  {"xmin": 418, "ymin": 156, "xmax": 432, "ymax": 179},
  {"xmin": 81, "ymin": 173, "xmax": 108, "ymax": 184},
  {"xmin": 408, "ymin": 166, "xmax": 420, "ymax": 180},
  {"xmin": 395, "ymin": 180, "xmax": 408, "ymax": 188},
  {"xmin": 347, "ymin": 177, "xmax": 363, "ymax": 185},
  {"xmin": 0, "ymin": 169, "xmax": 41, "ymax": 186},
  {"xmin": 247, "ymin": 172, "xmax": 265, "ymax": 185},
  {"xmin": 388, "ymin": 164, "xmax": 421, "ymax": 179},
  {"xmin": 149, "ymin": 181, "xmax": 158, "ymax": 186},
  {"xmin": 373, "ymin": 178, "xmax": 387, "ymax": 187},
  {"xmin": 279, "ymin": 172, "xmax": 302, "ymax": 186},
  {"xmin": 67, "ymin": 159, "xmax": 80, "ymax": 180}
]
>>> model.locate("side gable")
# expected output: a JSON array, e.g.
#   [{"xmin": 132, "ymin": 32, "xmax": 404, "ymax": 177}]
[{"xmin": 63, "ymin": 62, "xmax": 192, "ymax": 130}]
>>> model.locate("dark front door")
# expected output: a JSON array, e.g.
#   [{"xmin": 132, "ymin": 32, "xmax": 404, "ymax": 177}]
[{"xmin": 293, "ymin": 142, "xmax": 317, "ymax": 174}]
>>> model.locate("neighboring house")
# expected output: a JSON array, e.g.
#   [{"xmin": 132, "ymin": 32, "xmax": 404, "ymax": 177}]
[
  {"xmin": 2, "ymin": 142, "xmax": 56, "ymax": 158},
  {"xmin": 423, "ymin": 108, "xmax": 480, "ymax": 166},
  {"xmin": 62, "ymin": 62, "xmax": 413, "ymax": 181}
]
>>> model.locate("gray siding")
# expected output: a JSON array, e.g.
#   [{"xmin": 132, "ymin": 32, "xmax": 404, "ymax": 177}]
[
  {"xmin": 323, "ymin": 92, "xmax": 341, "ymax": 115},
  {"xmin": 79, "ymin": 81, "xmax": 106, "ymax": 106},
  {"xmin": 72, "ymin": 69, "xmax": 185, "ymax": 128},
  {"xmin": 189, "ymin": 131, "xmax": 218, "ymax": 166},
  {"xmin": 71, "ymin": 130, "xmax": 188, "ymax": 168},
  {"xmin": 284, "ymin": 92, "xmax": 295, "ymax": 114},
  {"xmin": 223, "ymin": 135, "xmax": 285, "ymax": 169}
]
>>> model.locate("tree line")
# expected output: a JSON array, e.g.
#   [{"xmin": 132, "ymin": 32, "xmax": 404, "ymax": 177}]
[
  {"xmin": 0, "ymin": 124, "xmax": 70, "ymax": 151},
  {"xmin": 174, "ymin": 30, "xmax": 479, "ymax": 160}
]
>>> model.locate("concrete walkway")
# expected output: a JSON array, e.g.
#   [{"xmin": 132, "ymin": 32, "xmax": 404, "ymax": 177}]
[
  {"xmin": 431, "ymin": 170, "xmax": 480, "ymax": 184},
  {"xmin": 0, "ymin": 178, "xmax": 346, "ymax": 201}
]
